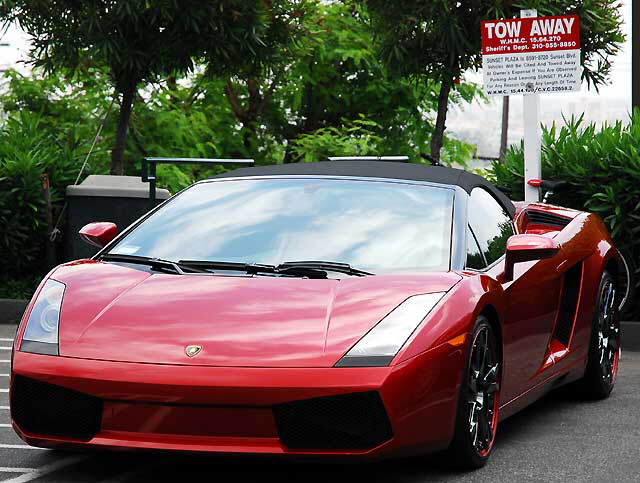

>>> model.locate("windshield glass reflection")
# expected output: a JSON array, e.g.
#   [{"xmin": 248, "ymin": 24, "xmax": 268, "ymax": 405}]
[{"xmin": 110, "ymin": 178, "xmax": 454, "ymax": 272}]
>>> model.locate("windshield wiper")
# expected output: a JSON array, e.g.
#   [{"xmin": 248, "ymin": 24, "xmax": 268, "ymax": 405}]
[
  {"xmin": 277, "ymin": 261, "xmax": 373, "ymax": 277},
  {"xmin": 178, "ymin": 260, "xmax": 330, "ymax": 279},
  {"xmin": 100, "ymin": 254, "xmax": 207, "ymax": 274},
  {"xmin": 102, "ymin": 256, "xmax": 371, "ymax": 279},
  {"xmin": 178, "ymin": 260, "xmax": 372, "ymax": 277},
  {"xmin": 178, "ymin": 260, "xmax": 277, "ymax": 273}
]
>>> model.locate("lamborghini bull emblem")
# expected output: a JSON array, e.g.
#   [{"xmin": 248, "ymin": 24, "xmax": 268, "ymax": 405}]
[{"xmin": 185, "ymin": 345, "xmax": 202, "ymax": 357}]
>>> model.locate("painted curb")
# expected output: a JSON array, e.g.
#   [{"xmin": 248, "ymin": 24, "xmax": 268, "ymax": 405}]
[
  {"xmin": 622, "ymin": 321, "xmax": 640, "ymax": 352},
  {"xmin": 0, "ymin": 299, "xmax": 27, "ymax": 325}
]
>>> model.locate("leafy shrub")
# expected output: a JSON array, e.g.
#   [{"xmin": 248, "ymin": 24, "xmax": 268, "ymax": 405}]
[
  {"xmin": 0, "ymin": 68, "xmax": 116, "ymax": 297},
  {"xmin": 290, "ymin": 116, "xmax": 475, "ymax": 166},
  {"xmin": 0, "ymin": 276, "xmax": 42, "ymax": 299},
  {"xmin": 290, "ymin": 118, "xmax": 384, "ymax": 162},
  {"xmin": 488, "ymin": 111, "xmax": 640, "ymax": 314},
  {"xmin": 0, "ymin": 112, "xmax": 79, "ymax": 275}
]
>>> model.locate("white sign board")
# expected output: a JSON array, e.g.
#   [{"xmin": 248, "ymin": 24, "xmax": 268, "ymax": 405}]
[{"xmin": 481, "ymin": 15, "xmax": 581, "ymax": 96}]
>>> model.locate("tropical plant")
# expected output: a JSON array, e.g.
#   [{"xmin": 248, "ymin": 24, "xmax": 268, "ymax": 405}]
[
  {"xmin": 0, "ymin": 67, "xmax": 115, "ymax": 174},
  {"xmin": 289, "ymin": 117, "xmax": 384, "ymax": 162},
  {"xmin": 0, "ymin": 111, "xmax": 80, "ymax": 280}
]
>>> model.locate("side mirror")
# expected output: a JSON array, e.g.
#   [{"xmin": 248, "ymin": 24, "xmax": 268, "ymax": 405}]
[
  {"xmin": 504, "ymin": 234, "xmax": 560, "ymax": 282},
  {"xmin": 79, "ymin": 222, "xmax": 118, "ymax": 248}
]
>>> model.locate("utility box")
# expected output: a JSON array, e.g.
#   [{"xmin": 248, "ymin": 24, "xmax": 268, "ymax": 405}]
[{"xmin": 65, "ymin": 175, "xmax": 170, "ymax": 261}]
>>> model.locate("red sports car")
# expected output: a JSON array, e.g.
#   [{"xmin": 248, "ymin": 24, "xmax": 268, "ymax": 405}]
[{"xmin": 10, "ymin": 161, "xmax": 621, "ymax": 468}]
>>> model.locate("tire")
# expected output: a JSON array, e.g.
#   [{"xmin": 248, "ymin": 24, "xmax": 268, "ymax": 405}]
[
  {"xmin": 575, "ymin": 271, "xmax": 620, "ymax": 399},
  {"xmin": 444, "ymin": 316, "xmax": 501, "ymax": 469}
]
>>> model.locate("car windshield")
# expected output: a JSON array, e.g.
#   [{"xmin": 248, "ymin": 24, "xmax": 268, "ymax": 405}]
[{"xmin": 108, "ymin": 177, "xmax": 454, "ymax": 272}]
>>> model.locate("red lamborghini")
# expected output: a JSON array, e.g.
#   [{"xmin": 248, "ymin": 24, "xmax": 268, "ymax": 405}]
[{"xmin": 10, "ymin": 160, "xmax": 621, "ymax": 468}]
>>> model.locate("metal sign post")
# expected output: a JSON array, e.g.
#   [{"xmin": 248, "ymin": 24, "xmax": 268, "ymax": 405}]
[
  {"xmin": 481, "ymin": 10, "xmax": 581, "ymax": 203},
  {"xmin": 521, "ymin": 9, "xmax": 541, "ymax": 203}
]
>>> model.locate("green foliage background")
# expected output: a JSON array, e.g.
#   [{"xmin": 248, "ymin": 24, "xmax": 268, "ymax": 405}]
[
  {"xmin": 0, "ymin": 0, "xmax": 631, "ymax": 305},
  {"xmin": 0, "ymin": 1, "xmax": 480, "ymax": 298}
]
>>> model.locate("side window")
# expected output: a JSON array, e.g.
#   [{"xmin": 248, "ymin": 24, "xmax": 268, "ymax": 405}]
[
  {"xmin": 466, "ymin": 226, "xmax": 486, "ymax": 270},
  {"xmin": 468, "ymin": 188, "xmax": 514, "ymax": 266}
]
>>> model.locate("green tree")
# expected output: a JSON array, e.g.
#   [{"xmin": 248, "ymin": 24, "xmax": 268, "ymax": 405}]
[
  {"xmin": 219, "ymin": 0, "xmax": 480, "ymax": 163},
  {"xmin": 0, "ymin": 0, "xmax": 306, "ymax": 175},
  {"xmin": 360, "ymin": 0, "xmax": 625, "ymax": 162}
]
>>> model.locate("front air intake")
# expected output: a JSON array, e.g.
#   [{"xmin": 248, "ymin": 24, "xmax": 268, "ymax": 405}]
[
  {"xmin": 11, "ymin": 375, "xmax": 102, "ymax": 441},
  {"xmin": 553, "ymin": 262, "xmax": 584, "ymax": 346},
  {"xmin": 273, "ymin": 391, "xmax": 393, "ymax": 450}
]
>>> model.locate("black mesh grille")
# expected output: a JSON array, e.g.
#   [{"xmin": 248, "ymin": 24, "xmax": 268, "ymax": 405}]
[
  {"xmin": 273, "ymin": 391, "xmax": 393, "ymax": 450},
  {"xmin": 526, "ymin": 210, "xmax": 571, "ymax": 228},
  {"xmin": 11, "ymin": 375, "xmax": 102, "ymax": 441}
]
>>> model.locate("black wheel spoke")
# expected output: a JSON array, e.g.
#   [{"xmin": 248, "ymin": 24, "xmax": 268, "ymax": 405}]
[
  {"xmin": 484, "ymin": 412, "xmax": 493, "ymax": 447},
  {"xmin": 469, "ymin": 373, "xmax": 479, "ymax": 395},
  {"xmin": 486, "ymin": 381, "xmax": 500, "ymax": 395},
  {"xmin": 480, "ymin": 331, "xmax": 488, "ymax": 371},
  {"xmin": 596, "ymin": 279, "xmax": 619, "ymax": 386},
  {"xmin": 608, "ymin": 337, "xmax": 620, "ymax": 351},
  {"xmin": 466, "ymin": 326, "xmax": 499, "ymax": 456},
  {"xmin": 478, "ymin": 409, "xmax": 492, "ymax": 448}
]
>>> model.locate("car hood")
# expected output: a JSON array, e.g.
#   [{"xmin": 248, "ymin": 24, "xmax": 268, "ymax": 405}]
[{"xmin": 51, "ymin": 260, "xmax": 461, "ymax": 367}]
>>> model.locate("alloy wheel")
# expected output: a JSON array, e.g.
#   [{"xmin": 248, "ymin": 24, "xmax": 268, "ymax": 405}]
[
  {"xmin": 597, "ymin": 279, "xmax": 620, "ymax": 386},
  {"xmin": 467, "ymin": 326, "xmax": 500, "ymax": 457}
]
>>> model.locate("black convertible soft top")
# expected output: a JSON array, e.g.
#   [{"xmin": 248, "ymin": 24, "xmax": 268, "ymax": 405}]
[{"xmin": 213, "ymin": 160, "xmax": 515, "ymax": 216}]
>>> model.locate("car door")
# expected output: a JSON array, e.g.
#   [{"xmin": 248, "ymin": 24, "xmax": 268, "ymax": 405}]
[{"xmin": 466, "ymin": 188, "xmax": 563, "ymax": 403}]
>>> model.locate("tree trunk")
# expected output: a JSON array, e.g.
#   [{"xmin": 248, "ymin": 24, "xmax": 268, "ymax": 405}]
[
  {"xmin": 224, "ymin": 80, "xmax": 249, "ymax": 124},
  {"xmin": 167, "ymin": 74, "xmax": 179, "ymax": 105},
  {"xmin": 499, "ymin": 96, "xmax": 510, "ymax": 162},
  {"xmin": 430, "ymin": 76, "xmax": 453, "ymax": 163},
  {"xmin": 110, "ymin": 82, "xmax": 136, "ymax": 176}
]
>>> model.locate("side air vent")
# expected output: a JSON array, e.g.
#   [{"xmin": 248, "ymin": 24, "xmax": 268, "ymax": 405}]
[
  {"xmin": 526, "ymin": 210, "xmax": 571, "ymax": 228},
  {"xmin": 11, "ymin": 375, "xmax": 102, "ymax": 441},
  {"xmin": 553, "ymin": 262, "xmax": 583, "ymax": 346},
  {"xmin": 273, "ymin": 391, "xmax": 393, "ymax": 450}
]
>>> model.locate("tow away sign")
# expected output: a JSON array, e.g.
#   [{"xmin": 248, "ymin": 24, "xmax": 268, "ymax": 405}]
[{"xmin": 481, "ymin": 15, "xmax": 581, "ymax": 96}]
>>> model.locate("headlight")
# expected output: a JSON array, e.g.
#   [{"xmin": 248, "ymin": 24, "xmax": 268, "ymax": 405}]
[
  {"xmin": 20, "ymin": 279, "xmax": 65, "ymax": 356},
  {"xmin": 335, "ymin": 292, "xmax": 445, "ymax": 367}
]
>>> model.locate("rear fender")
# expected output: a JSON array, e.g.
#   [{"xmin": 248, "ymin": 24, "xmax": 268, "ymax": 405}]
[{"xmin": 568, "ymin": 214, "xmax": 619, "ymax": 359}]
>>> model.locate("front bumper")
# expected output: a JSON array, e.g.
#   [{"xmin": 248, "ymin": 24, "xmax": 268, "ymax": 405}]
[{"xmin": 10, "ymin": 341, "xmax": 464, "ymax": 459}]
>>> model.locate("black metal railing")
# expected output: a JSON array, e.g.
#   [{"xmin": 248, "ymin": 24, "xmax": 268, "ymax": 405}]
[{"xmin": 141, "ymin": 157, "xmax": 254, "ymax": 207}]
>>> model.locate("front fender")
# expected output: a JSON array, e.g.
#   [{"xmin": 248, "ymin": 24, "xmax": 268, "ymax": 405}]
[{"xmin": 395, "ymin": 274, "xmax": 506, "ymax": 365}]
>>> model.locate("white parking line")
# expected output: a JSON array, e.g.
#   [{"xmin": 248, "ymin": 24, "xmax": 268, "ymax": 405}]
[
  {"xmin": 0, "ymin": 406, "xmax": 9, "ymax": 410},
  {"xmin": 0, "ymin": 444, "xmax": 45, "ymax": 450},
  {"xmin": 3, "ymin": 455, "xmax": 86, "ymax": 482},
  {"xmin": 0, "ymin": 468, "xmax": 34, "ymax": 473},
  {"xmin": 0, "ymin": 360, "xmax": 11, "ymax": 363},
  {"xmin": 0, "ymin": 389, "xmax": 8, "ymax": 393},
  {"xmin": 0, "ymin": 338, "xmax": 14, "ymax": 342},
  {"xmin": 0, "ymin": 346, "xmax": 12, "ymax": 350},
  {"xmin": 0, "ymin": 423, "xmax": 11, "ymax": 427}
]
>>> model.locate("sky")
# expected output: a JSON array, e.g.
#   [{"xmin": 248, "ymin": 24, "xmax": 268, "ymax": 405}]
[{"xmin": 0, "ymin": 1, "xmax": 633, "ymax": 159}]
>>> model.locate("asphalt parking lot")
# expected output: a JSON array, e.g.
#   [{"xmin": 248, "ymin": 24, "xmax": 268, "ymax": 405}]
[{"xmin": 2, "ymin": 323, "xmax": 640, "ymax": 483}]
